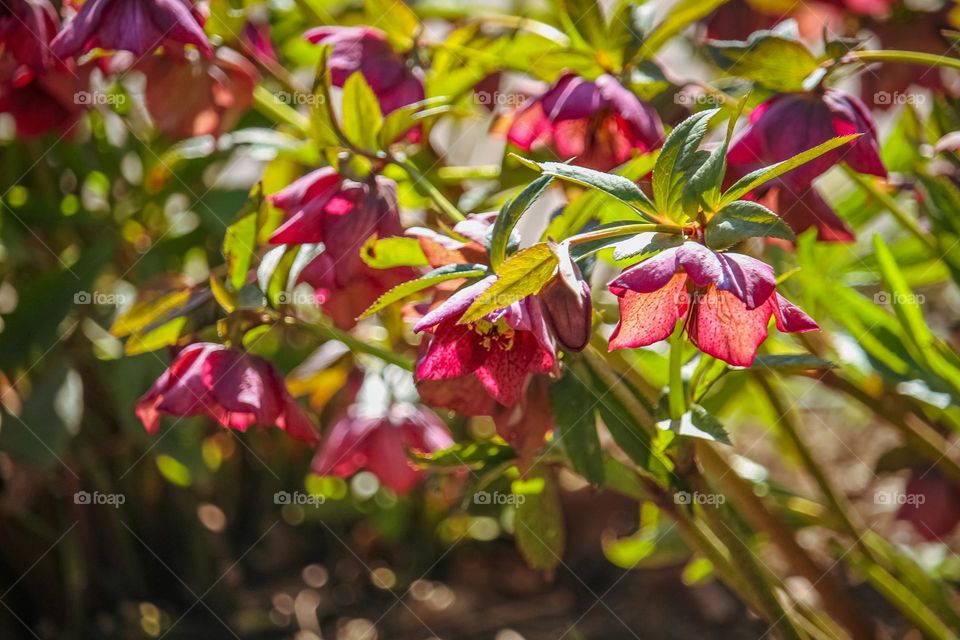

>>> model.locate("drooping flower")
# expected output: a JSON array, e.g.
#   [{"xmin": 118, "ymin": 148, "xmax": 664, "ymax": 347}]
[
  {"xmin": 268, "ymin": 169, "xmax": 413, "ymax": 329},
  {"xmin": 896, "ymin": 467, "xmax": 960, "ymax": 541},
  {"xmin": 539, "ymin": 264, "xmax": 593, "ymax": 352},
  {"xmin": 727, "ymin": 89, "xmax": 886, "ymax": 190},
  {"xmin": 0, "ymin": 0, "xmax": 61, "ymax": 77},
  {"xmin": 506, "ymin": 72, "xmax": 663, "ymax": 172},
  {"xmin": 608, "ymin": 242, "xmax": 818, "ymax": 366},
  {"xmin": 0, "ymin": 58, "xmax": 85, "ymax": 138},
  {"xmin": 51, "ymin": 0, "xmax": 212, "ymax": 59},
  {"xmin": 137, "ymin": 47, "xmax": 257, "ymax": 139},
  {"xmin": 756, "ymin": 184, "xmax": 854, "ymax": 243},
  {"xmin": 304, "ymin": 26, "xmax": 423, "ymax": 116},
  {"xmin": 135, "ymin": 343, "xmax": 319, "ymax": 443},
  {"xmin": 313, "ymin": 404, "xmax": 453, "ymax": 494}
]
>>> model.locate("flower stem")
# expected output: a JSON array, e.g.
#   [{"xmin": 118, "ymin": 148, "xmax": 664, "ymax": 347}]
[
  {"xmin": 848, "ymin": 50, "xmax": 960, "ymax": 72},
  {"xmin": 252, "ymin": 85, "xmax": 310, "ymax": 134},
  {"xmin": 566, "ymin": 222, "xmax": 687, "ymax": 246},
  {"xmin": 283, "ymin": 317, "xmax": 414, "ymax": 371},
  {"xmin": 392, "ymin": 157, "xmax": 467, "ymax": 223},
  {"xmin": 841, "ymin": 165, "xmax": 936, "ymax": 251},
  {"xmin": 668, "ymin": 321, "xmax": 686, "ymax": 420}
]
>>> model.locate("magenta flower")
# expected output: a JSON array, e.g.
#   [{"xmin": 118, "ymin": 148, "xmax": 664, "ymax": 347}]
[
  {"xmin": 728, "ymin": 89, "xmax": 886, "ymax": 190},
  {"xmin": 507, "ymin": 72, "xmax": 663, "ymax": 172},
  {"xmin": 0, "ymin": 60, "xmax": 84, "ymax": 138},
  {"xmin": 304, "ymin": 26, "xmax": 423, "ymax": 116},
  {"xmin": 0, "ymin": 0, "xmax": 60, "ymax": 75},
  {"xmin": 268, "ymin": 168, "xmax": 413, "ymax": 329},
  {"xmin": 135, "ymin": 343, "xmax": 319, "ymax": 444},
  {"xmin": 414, "ymin": 276, "xmax": 557, "ymax": 410},
  {"xmin": 51, "ymin": 0, "xmax": 212, "ymax": 59},
  {"xmin": 608, "ymin": 243, "xmax": 818, "ymax": 367},
  {"xmin": 760, "ymin": 185, "xmax": 854, "ymax": 243},
  {"xmin": 312, "ymin": 405, "xmax": 454, "ymax": 494},
  {"xmin": 896, "ymin": 468, "xmax": 960, "ymax": 541}
]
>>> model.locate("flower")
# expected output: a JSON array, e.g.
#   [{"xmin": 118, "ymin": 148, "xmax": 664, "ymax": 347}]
[
  {"xmin": 51, "ymin": 0, "xmax": 212, "ymax": 59},
  {"xmin": 312, "ymin": 404, "xmax": 453, "ymax": 494},
  {"xmin": 757, "ymin": 184, "xmax": 854, "ymax": 243},
  {"xmin": 896, "ymin": 467, "xmax": 960, "ymax": 541},
  {"xmin": 304, "ymin": 26, "xmax": 423, "ymax": 116},
  {"xmin": 137, "ymin": 47, "xmax": 257, "ymax": 139},
  {"xmin": 727, "ymin": 89, "xmax": 886, "ymax": 190},
  {"xmin": 0, "ymin": 58, "xmax": 85, "ymax": 138},
  {"xmin": 414, "ymin": 276, "xmax": 557, "ymax": 409},
  {"xmin": 539, "ymin": 266, "xmax": 593, "ymax": 353},
  {"xmin": 135, "ymin": 343, "xmax": 319, "ymax": 443},
  {"xmin": 0, "ymin": 0, "xmax": 60, "ymax": 76},
  {"xmin": 608, "ymin": 242, "xmax": 818, "ymax": 366},
  {"xmin": 506, "ymin": 72, "xmax": 663, "ymax": 172}
]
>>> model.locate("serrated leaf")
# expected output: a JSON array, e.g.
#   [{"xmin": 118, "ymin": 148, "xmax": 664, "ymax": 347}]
[
  {"xmin": 525, "ymin": 159, "xmax": 656, "ymax": 218},
  {"xmin": 721, "ymin": 134, "xmax": 860, "ymax": 205},
  {"xmin": 657, "ymin": 405, "xmax": 731, "ymax": 444},
  {"xmin": 361, "ymin": 236, "xmax": 429, "ymax": 269},
  {"xmin": 224, "ymin": 211, "xmax": 258, "ymax": 291},
  {"xmin": 653, "ymin": 109, "xmax": 719, "ymax": 218},
  {"xmin": 707, "ymin": 27, "xmax": 819, "ymax": 92},
  {"xmin": 513, "ymin": 466, "xmax": 565, "ymax": 572},
  {"xmin": 612, "ymin": 232, "xmax": 683, "ymax": 261},
  {"xmin": 341, "ymin": 72, "xmax": 383, "ymax": 152},
  {"xmin": 704, "ymin": 200, "xmax": 794, "ymax": 249},
  {"xmin": 125, "ymin": 317, "xmax": 186, "ymax": 356},
  {"xmin": 491, "ymin": 174, "xmax": 553, "ymax": 269},
  {"xmin": 549, "ymin": 373, "xmax": 605, "ymax": 484},
  {"xmin": 460, "ymin": 244, "xmax": 557, "ymax": 324},
  {"xmin": 359, "ymin": 264, "xmax": 488, "ymax": 319},
  {"xmin": 110, "ymin": 290, "xmax": 191, "ymax": 338}
]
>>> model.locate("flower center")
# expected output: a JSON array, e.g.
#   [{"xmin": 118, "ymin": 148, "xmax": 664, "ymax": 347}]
[{"xmin": 472, "ymin": 319, "xmax": 516, "ymax": 352}]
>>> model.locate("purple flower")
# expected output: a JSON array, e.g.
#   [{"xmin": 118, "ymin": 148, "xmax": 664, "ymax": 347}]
[{"xmin": 0, "ymin": 0, "xmax": 60, "ymax": 75}]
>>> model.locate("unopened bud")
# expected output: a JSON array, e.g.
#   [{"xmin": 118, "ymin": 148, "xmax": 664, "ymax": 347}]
[{"xmin": 540, "ymin": 275, "xmax": 592, "ymax": 352}]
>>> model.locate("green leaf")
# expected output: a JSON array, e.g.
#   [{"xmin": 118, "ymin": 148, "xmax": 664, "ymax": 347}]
[
  {"xmin": 657, "ymin": 405, "xmax": 731, "ymax": 444},
  {"xmin": 224, "ymin": 212, "xmax": 257, "ymax": 291},
  {"xmin": 358, "ymin": 264, "xmax": 488, "ymax": 319},
  {"xmin": 341, "ymin": 72, "xmax": 383, "ymax": 152},
  {"xmin": 491, "ymin": 174, "xmax": 553, "ymax": 269},
  {"xmin": 111, "ymin": 290, "xmax": 191, "ymax": 338},
  {"xmin": 751, "ymin": 354, "xmax": 836, "ymax": 372},
  {"xmin": 555, "ymin": 0, "xmax": 608, "ymax": 50},
  {"xmin": 364, "ymin": 0, "xmax": 419, "ymax": 51},
  {"xmin": 513, "ymin": 466, "xmax": 565, "ymax": 572},
  {"xmin": 721, "ymin": 134, "xmax": 860, "ymax": 205},
  {"xmin": 549, "ymin": 373, "xmax": 605, "ymax": 484},
  {"xmin": 640, "ymin": 0, "xmax": 728, "ymax": 58},
  {"xmin": 361, "ymin": 236, "xmax": 429, "ymax": 269},
  {"xmin": 460, "ymin": 244, "xmax": 558, "ymax": 324},
  {"xmin": 704, "ymin": 200, "xmax": 794, "ymax": 249},
  {"xmin": 308, "ymin": 46, "xmax": 342, "ymax": 148},
  {"xmin": 653, "ymin": 109, "xmax": 718, "ymax": 218},
  {"xmin": 412, "ymin": 440, "xmax": 515, "ymax": 471},
  {"xmin": 125, "ymin": 317, "xmax": 187, "ymax": 356},
  {"xmin": 520, "ymin": 158, "xmax": 656, "ymax": 218},
  {"xmin": 707, "ymin": 26, "xmax": 819, "ymax": 92}
]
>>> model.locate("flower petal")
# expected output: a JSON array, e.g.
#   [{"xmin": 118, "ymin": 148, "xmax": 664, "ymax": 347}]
[
  {"xmin": 687, "ymin": 286, "xmax": 775, "ymax": 366},
  {"xmin": 609, "ymin": 273, "xmax": 690, "ymax": 350}
]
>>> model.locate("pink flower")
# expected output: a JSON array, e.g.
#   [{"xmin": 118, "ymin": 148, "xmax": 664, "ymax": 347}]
[
  {"xmin": 138, "ymin": 47, "xmax": 257, "ymax": 139},
  {"xmin": 896, "ymin": 468, "xmax": 960, "ymax": 541},
  {"xmin": 758, "ymin": 185, "xmax": 855, "ymax": 243},
  {"xmin": 728, "ymin": 89, "xmax": 886, "ymax": 190},
  {"xmin": 0, "ymin": 59, "xmax": 84, "ymax": 138},
  {"xmin": 0, "ymin": 0, "xmax": 60, "ymax": 76},
  {"xmin": 304, "ymin": 26, "xmax": 423, "ymax": 115},
  {"xmin": 51, "ymin": 0, "xmax": 212, "ymax": 59},
  {"xmin": 507, "ymin": 72, "xmax": 663, "ymax": 172},
  {"xmin": 135, "ymin": 343, "xmax": 319, "ymax": 444},
  {"xmin": 268, "ymin": 169, "xmax": 413, "ymax": 329},
  {"xmin": 414, "ymin": 276, "xmax": 557, "ymax": 409},
  {"xmin": 312, "ymin": 405, "xmax": 453, "ymax": 494},
  {"xmin": 608, "ymin": 242, "xmax": 818, "ymax": 366}
]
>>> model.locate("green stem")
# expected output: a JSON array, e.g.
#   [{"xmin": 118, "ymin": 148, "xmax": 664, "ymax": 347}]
[
  {"xmin": 284, "ymin": 317, "xmax": 414, "ymax": 371},
  {"xmin": 841, "ymin": 165, "xmax": 935, "ymax": 250},
  {"xmin": 849, "ymin": 49, "xmax": 960, "ymax": 73},
  {"xmin": 668, "ymin": 321, "xmax": 686, "ymax": 420},
  {"xmin": 567, "ymin": 222, "xmax": 687, "ymax": 246},
  {"xmin": 393, "ymin": 157, "xmax": 467, "ymax": 223},
  {"xmin": 252, "ymin": 85, "xmax": 310, "ymax": 134}
]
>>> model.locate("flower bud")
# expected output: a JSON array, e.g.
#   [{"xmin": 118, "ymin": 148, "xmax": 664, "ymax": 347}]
[{"xmin": 540, "ymin": 273, "xmax": 592, "ymax": 352}]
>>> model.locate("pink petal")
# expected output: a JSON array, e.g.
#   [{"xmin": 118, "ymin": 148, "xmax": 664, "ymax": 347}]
[
  {"xmin": 771, "ymin": 293, "xmax": 819, "ymax": 333},
  {"xmin": 415, "ymin": 321, "xmax": 488, "ymax": 380},
  {"xmin": 609, "ymin": 273, "xmax": 690, "ymax": 350},
  {"xmin": 687, "ymin": 287, "xmax": 774, "ymax": 366}
]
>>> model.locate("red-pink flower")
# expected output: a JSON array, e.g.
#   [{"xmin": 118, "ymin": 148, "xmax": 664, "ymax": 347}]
[
  {"xmin": 896, "ymin": 468, "xmax": 960, "ymax": 541},
  {"xmin": 0, "ymin": 0, "xmax": 60, "ymax": 76},
  {"xmin": 608, "ymin": 242, "xmax": 818, "ymax": 367},
  {"xmin": 51, "ymin": 0, "xmax": 212, "ymax": 59},
  {"xmin": 304, "ymin": 26, "xmax": 423, "ymax": 116},
  {"xmin": 728, "ymin": 89, "xmax": 886, "ymax": 190},
  {"xmin": 414, "ymin": 276, "xmax": 557, "ymax": 410},
  {"xmin": 268, "ymin": 168, "xmax": 413, "ymax": 329},
  {"xmin": 507, "ymin": 72, "xmax": 663, "ymax": 172},
  {"xmin": 0, "ymin": 59, "xmax": 84, "ymax": 138},
  {"xmin": 757, "ymin": 185, "xmax": 855, "ymax": 243},
  {"xmin": 313, "ymin": 405, "xmax": 453, "ymax": 494},
  {"xmin": 135, "ymin": 343, "xmax": 319, "ymax": 444}
]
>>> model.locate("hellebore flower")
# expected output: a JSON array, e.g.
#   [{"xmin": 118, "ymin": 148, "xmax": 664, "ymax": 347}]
[
  {"xmin": 136, "ymin": 343, "xmax": 319, "ymax": 443},
  {"xmin": 507, "ymin": 72, "xmax": 663, "ymax": 172},
  {"xmin": 268, "ymin": 169, "xmax": 413, "ymax": 329},
  {"xmin": 608, "ymin": 242, "xmax": 818, "ymax": 367},
  {"xmin": 304, "ymin": 26, "xmax": 423, "ymax": 115},
  {"xmin": 414, "ymin": 276, "xmax": 557, "ymax": 409},
  {"xmin": 0, "ymin": 58, "xmax": 84, "ymax": 137},
  {"xmin": 727, "ymin": 89, "xmax": 886, "ymax": 190},
  {"xmin": 539, "ymin": 265, "xmax": 593, "ymax": 352},
  {"xmin": 51, "ymin": 0, "xmax": 212, "ymax": 59},
  {"xmin": 138, "ymin": 47, "xmax": 257, "ymax": 139},
  {"xmin": 757, "ymin": 185, "xmax": 855, "ymax": 243},
  {"xmin": 313, "ymin": 404, "xmax": 453, "ymax": 494},
  {"xmin": 0, "ymin": 0, "xmax": 60, "ymax": 76},
  {"xmin": 896, "ymin": 468, "xmax": 960, "ymax": 541}
]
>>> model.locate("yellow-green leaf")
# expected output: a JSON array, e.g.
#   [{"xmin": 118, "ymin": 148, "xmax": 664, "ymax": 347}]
[
  {"xmin": 341, "ymin": 72, "xmax": 383, "ymax": 152},
  {"xmin": 459, "ymin": 243, "xmax": 557, "ymax": 324}
]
